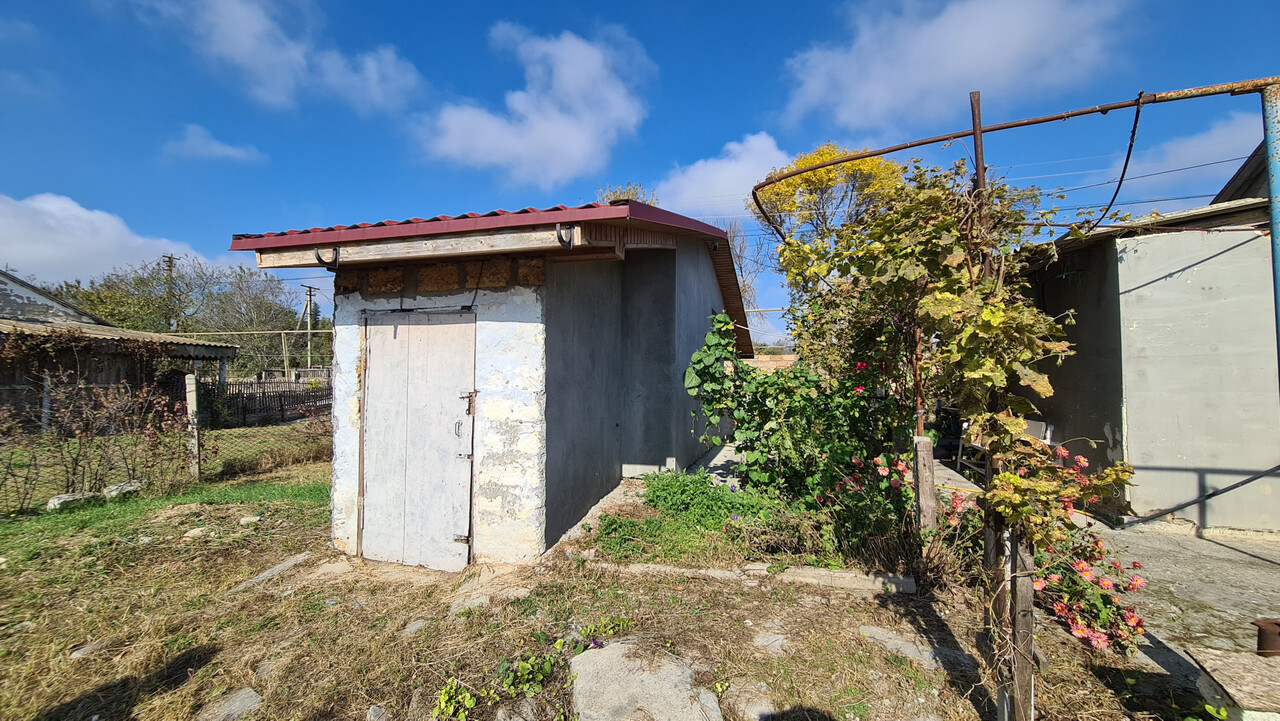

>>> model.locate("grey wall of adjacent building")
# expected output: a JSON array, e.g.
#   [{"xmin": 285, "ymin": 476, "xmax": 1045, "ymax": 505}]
[
  {"xmin": 1116, "ymin": 229, "xmax": 1279, "ymax": 531},
  {"xmin": 543, "ymin": 260, "xmax": 623, "ymax": 546},
  {"xmin": 1032, "ymin": 241, "xmax": 1125, "ymax": 472}
]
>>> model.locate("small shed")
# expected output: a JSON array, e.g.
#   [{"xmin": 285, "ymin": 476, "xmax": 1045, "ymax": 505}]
[
  {"xmin": 231, "ymin": 201, "xmax": 752, "ymax": 570},
  {"xmin": 0, "ymin": 269, "xmax": 238, "ymax": 410},
  {"xmin": 1028, "ymin": 195, "xmax": 1278, "ymax": 531}
]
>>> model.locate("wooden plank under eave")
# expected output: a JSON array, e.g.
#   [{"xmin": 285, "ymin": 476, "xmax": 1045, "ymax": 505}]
[{"xmin": 253, "ymin": 228, "xmax": 569, "ymax": 269}]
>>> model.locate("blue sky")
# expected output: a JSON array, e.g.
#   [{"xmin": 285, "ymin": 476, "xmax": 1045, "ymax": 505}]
[{"xmin": 1, "ymin": 0, "xmax": 1277, "ymax": 337}]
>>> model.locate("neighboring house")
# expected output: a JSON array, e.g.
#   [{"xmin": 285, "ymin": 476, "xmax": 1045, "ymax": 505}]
[
  {"xmin": 231, "ymin": 200, "xmax": 752, "ymax": 570},
  {"xmin": 1028, "ymin": 161, "xmax": 1277, "ymax": 531},
  {"xmin": 0, "ymin": 269, "xmax": 237, "ymax": 410}
]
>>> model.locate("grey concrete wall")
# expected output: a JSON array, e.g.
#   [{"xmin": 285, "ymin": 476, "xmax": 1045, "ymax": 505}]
[
  {"xmin": 1032, "ymin": 241, "xmax": 1125, "ymax": 471},
  {"xmin": 620, "ymin": 250, "xmax": 679, "ymax": 475},
  {"xmin": 1116, "ymin": 229, "xmax": 1279, "ymax": 531},
  {"xmin": 331, "ymin": 279, "xmax": 548, "ymax": 564},
  {"xmin": 617, "ymin": 241, "xmax": 723, "ymax": 475},
  {"xmin": 671, "ymin": 238, "xmax": 725, "ymax": 467},
  {"xmin": 543, "ymin": 260, "xmax": 623, "ymax": 547}
]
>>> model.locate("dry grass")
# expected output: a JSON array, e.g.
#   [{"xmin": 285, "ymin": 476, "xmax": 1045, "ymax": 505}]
[{"xmin": 0, "ymin": 463, "xmax": 1198, "ymax": 721}]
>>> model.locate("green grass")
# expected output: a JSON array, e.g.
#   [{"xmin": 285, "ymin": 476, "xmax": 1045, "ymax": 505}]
[
  {"xmin": 0, "ymin": 463, "xmax": 329, "ymax": 556},
  {"xmin": 587, "ymin": 469, "xmax": 842, "ymax": 569}
]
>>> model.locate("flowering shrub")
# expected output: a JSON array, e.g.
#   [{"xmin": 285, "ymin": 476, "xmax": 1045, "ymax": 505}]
[{"xmin": 1035, "ymin": 526, "xmax": 1147, "ymax": 654}]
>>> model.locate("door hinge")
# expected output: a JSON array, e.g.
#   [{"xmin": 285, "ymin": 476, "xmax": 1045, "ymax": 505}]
[
  {"xmin": 460, "ymin": 391, "xmax": 478, "ymax": 415},
  {"xmin": 453, "ymin": 534, "xmax": 470, "ymax": 544}
]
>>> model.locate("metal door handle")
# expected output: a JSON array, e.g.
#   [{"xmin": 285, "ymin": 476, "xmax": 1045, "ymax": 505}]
[{"xmin": 454, "ymin": 420, "xmax": 462, "ymax": 437}]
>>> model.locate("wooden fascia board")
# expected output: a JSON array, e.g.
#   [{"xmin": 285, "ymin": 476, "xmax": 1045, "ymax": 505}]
[{"xmin": 254, "ymin": 227, "xmax": 570, "ymax": 269}]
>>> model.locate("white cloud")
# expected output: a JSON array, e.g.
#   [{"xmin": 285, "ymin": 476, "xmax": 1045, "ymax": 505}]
[
  {"xmin": 422, "ymin": 22, "xmax": 652, "ymax": 189},
  {"xmin": 785, "ymin": 0, "xmax": 1124, "ymax": 134},
  {"xmin": 0, "ymin": 17, "xmax": 39, "ymax": 42},
  {"xmin": 163, "ymin": 124, "xmax": 267, "ymax": 163},
  {"xmin": 0, "ymin": 193, "xmax": 199, "ymax": 283},
  {"xmin": 134, "ymin": 0, "xmax": 422, "ymax": 113},
  {"xmin": 1104, "ymin": 112, "xmax": 1262, "ymax": 198},
  {"xmin": 654, "ymin": 132, "xmax": 791, "ymax": 217}
]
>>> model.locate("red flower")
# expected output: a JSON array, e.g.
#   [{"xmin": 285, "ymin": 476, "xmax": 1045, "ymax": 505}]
[
  {"xmin": 854, "ymin": 361, "xmax": 868, "ymax": 370},
  {"xmin": 854, "ymin": 386, "xmax": 865, "ymax": 393}
]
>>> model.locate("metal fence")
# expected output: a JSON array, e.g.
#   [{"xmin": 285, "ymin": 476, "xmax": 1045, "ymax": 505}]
[{"xmin": 197, "ymin": 377, "xmax": 332, "ymax": 429}]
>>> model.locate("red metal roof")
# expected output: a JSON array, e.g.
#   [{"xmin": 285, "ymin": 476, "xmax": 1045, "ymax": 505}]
[{"xmin": 229, "ymin": 200, "xmax": 728, "ymax": 251}]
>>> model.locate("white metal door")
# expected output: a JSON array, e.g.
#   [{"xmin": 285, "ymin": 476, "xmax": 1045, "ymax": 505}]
[{"xmin": 361, "ymin": 311, "xmax": 475, "ymax": 571}]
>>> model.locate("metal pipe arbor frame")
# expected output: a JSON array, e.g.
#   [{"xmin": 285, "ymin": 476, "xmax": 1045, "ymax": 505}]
[{"xmin": 750, "ymin": 76, "xmax": 1280, "ymax": 721}]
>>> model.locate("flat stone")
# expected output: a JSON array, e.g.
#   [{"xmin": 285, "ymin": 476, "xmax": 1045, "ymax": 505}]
[
  {"xmin": 1191, "ymin": 648, "xmax": 1280, "ymax": 713},
  {"xmin": 103, "ymin": 480, "xmax": 143, "ymax": 500},
  {"xmin": 183, "ymin": 527, "xmax": 209, "ymax": 539},
  {"xmin": 742, "ymin": 563, "xmax": 770, "ymax": 576},
  {"xmin": 138, "ymin": 536, "xmax": 154, "ymax": 544},
  {"xmin": 857, "ymin": 626, "xmax": 976, "ymax": 673},
  {"xmin": 570, "ymin": 641, "xmax": 723, "ymax": 721},
  {"xmin": 752, "ymin": 632, "xmax": 788, "ymax": 657},
  {"xmin": 721, "ymin": 681, "xmax": 775, "ymax": 720},
  {"xmin": 324, "ymin": 597, "xmax": 339, "ymax": 607},
  {"xmin": 239, "ymin": 516, "xmax": 262, "ymax": 525},
  {"xmin": 448, "ymin": 594, "xmax": 491, "ymax": 617},
  {"xmin": 405, "ymin": 686, "xmax": 432, "ymax": 721},
  {"xmin": 494, "ymin": 698, "xmax": 539, "ymax": 721},
  {"xmin": 399, "ymin": 619, "xmax": 428, "ymax": 638},
  {"xmin": 8, "ymin": 621, "xmax": 33, "ymax": 635},
  {"xmin": 227, "ymin": 552, "xmax": 312, "ymax": 593},
  {"xmin": 46, "ymin": 492, "xmax": 97, "ymax": 511},
  {"xmin": 194, "ymin": 688, "xmax": 262, "ymax": 721},
  {"xmin": 366, "ymin": 705, "xmax": 389, "ymax": 721},
  {"xmin": 69, "ymin": 639, "xmax": 109, "ymax": 659},
  {"xmin": 777, "ymin": 566, "xmax": 915, "ymax": 593},
  {"xmin": 253, "ymin": 659, "xmax": 277, "ymax": 679}
]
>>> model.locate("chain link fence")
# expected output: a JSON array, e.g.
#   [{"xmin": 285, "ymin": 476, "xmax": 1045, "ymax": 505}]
[{"xmin": 0, "ymin": 371, "xmax": 333, "ymax": 515}]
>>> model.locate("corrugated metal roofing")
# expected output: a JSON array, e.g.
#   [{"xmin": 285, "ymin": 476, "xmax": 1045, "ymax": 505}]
[
  {"xmin": 0, "ymin": 318, "xmax": 239, "ymax": 360},
  {"xmin": 229, "ymin": 200, "xmax": 729, "ymax": 251}
]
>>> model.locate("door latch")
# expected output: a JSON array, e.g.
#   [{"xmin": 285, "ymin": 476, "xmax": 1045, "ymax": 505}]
[
  {"xmin": 460, "ymin": 391, "xmax": 477, "ymax": 415},
  {"xmin": 453, "ymin": 534, "xmax": 470, "ymax": 544}
]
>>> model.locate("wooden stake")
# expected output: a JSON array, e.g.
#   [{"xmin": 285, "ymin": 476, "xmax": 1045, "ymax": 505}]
[
  {"xmin": 1011, "ymin": 532, "xmax": 1036, "ymax": 721},
  {"xmin": 913, "ymin": 436, "xmax": 938, "ymax": 531}
]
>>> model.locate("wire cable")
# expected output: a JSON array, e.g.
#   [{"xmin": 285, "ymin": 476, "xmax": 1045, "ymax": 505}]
[{"xmin": 1080, "ymin": 90, "xmax": 1144, "ymax": 234}]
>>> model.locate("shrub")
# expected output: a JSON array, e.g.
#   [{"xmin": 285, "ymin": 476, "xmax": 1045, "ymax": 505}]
[
  {"xmin": 1035, "ymin": 525, "xmax": 1146, "ymax": 654},
  {"xmin": 684, "ymin": 313, "xmax": 901, "ymax": 500}
]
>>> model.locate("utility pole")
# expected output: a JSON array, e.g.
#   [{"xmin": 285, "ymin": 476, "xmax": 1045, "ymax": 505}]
[
  {"xmin": 161, "ymin": 254, "xmax": 176, "ymax": 331},
  {"xmin": 301, "ymin": 285, "xmax": 318, "ymax": 369}
]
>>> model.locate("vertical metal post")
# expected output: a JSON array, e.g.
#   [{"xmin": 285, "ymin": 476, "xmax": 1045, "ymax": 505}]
[
  {"xmin": 970, "ymin": 91, "xmax": 992, "ymax": 277},
  {"xmin": 1262, "ymin": 85, "xmax": 1280, "ymax": 401}
]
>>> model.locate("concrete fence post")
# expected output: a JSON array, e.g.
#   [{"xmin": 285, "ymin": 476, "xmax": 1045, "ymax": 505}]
[
  {"xmin": 913, "ymin": 436, "xmax": 938, "ymax": 531},
  {"xmin": 184, "ymin": 373, "xmax": 200, "ymax": 479},
  {"xmin": 40, "ymin": 370, "xmax": 52, "ymax": 432}
]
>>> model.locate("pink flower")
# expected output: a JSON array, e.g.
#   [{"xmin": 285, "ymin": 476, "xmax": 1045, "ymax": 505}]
[
  {"xmin": 1070, "ymin": 624, "xmax": 1088, "ymax": 638},
  {"xmin": 889, "ymin": 476, "xmax": 903, "ymax": 489},
  {"xmin": 1053, "ymin": 602, "xmax": 1069, "ymax": 617},
  {"xmin": 873, "ymin": 457, "xmax": 884, "ymax": 466},
  {"xmin": 1131, "ymin": 561, "xmax": 1143, "ymax": 570},
  {"xmin": 1074, "ymin": 455, "xmax": 1090, "ymax": 468},
  {"xmin": 1033, "ymin": 578, "xmax": 1046, "ymax": 591},
  {"xmin": 948, "ymin": 516, "xmax": 960, "ymax": 527},
  {"xmin": 1055, "ymin": 446, "xmax": 1070, "ymax": 459},
  {"xmin": 852, "ymin": 457, "xmax": 864, "ymax": 468},
  {"xmin": 1047, "ymin": 573, "xmax": 1061, "ymax": 584},
  {"xmin": 1089, "ymin": 634, "xmax": 1110, "ymax": 650},
  {"xmin": 1072, "ymin": 560, "xmax": 1093, "ymax": 580},
  {"xmin": 1126, "ymin": 575, "xmax": 1146, "ymax": 591},
  {"xmin": 854, "ymin": 386, "xmax": 865, "ymax": 393},
  {"xmin": 1123, "ymin": 611, "xmax": 1140, "ymax": 627},
  {"xmin": 855, "ymin": 361, "xmax": 868, "ymax": 370},
  {"xmin": 1098, "ymin": 577, "xmax": 1114, "ymax": 591},
  {"xmin": 877, "ymin": 466, "xmax": 890, "ymax": 477}
]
